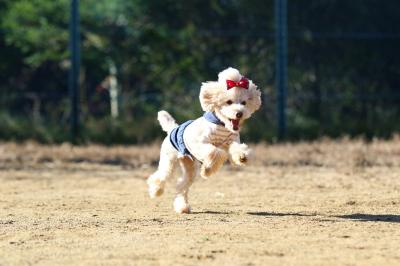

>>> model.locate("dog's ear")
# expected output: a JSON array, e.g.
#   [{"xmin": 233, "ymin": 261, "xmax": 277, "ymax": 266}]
[
  {"xmin": 247, "ymin": 82, "xmax": 262, "ymax": 113},
  {"xmin": 199, "ymin": 81, "xmax": 223, "ymax": 112}
]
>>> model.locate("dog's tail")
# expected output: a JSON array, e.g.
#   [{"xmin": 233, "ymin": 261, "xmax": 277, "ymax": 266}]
[{"xmin": 157, "ymin": 110, "xmax": 178, "ymax": 133}]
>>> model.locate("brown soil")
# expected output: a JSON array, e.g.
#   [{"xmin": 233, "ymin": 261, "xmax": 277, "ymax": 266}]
[{"xmin": 0, "ymin": 139, "xmax": 400, "ymax": 265}]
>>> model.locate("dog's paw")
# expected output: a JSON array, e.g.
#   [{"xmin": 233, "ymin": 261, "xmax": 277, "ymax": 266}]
[
  {"xmin": 200, "ymin": 165, "xmax": 212, "ymax": 179},
  {"xmin": 231, "ymin": 152, "xmax": 248, "ymax": 166},
  {"xmin": 147, "ymin": 178, "xmax": 165, "ymax": 198},
  {"xmin": 230, "ymin": 143, "xmax": 251, "ymax": 166},
  {"xmin": 173, "ymin": 196, "xmax": 191, "ymax": 214},
  {"xmin": 238, "ymin": 153, "xmax": 248, "ymax": 164},
  {"xmin": 200, "ymin": 147, "xmax": 228, "ymax": 178}
]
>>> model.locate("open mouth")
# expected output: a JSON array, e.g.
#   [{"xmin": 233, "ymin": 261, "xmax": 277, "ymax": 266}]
[{"xmin": 229, "ymin": 118, "xmax": 241, "ymax": 131}]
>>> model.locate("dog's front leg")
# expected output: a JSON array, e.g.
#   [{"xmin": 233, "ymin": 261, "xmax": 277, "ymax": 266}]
[
  {"xmin": 199, "ymin": 144, "xmax": 228, "ymax": 178},
  {"xmin": 229, "ymin": 141, "xmax": 251, "ymax": 166}
]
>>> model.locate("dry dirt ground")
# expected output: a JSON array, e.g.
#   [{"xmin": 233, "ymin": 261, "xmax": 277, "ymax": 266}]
[{"xmin": 0, "ymin": 139, "xmax": 400, "ymax": 265}]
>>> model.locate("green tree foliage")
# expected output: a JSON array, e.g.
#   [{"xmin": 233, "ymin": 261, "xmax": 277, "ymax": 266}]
[
  {"xmin": 3, "ymin": 0, "xmax": 69, "ymax": 67},
  {"xmin": 0, "ymin": 0, "xmax": 399, "ymax": 143}
]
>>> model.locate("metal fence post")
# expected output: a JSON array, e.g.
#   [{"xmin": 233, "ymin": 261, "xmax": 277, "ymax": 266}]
[
  {"xmin": 275, "ymin": 0, "xmax": 288, "ymax": 140},
  {"xmin": 68, "ymin": 0, "xmax": 80, "ymax": 142}
]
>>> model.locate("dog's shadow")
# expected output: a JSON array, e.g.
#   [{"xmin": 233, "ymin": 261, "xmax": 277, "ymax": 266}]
[
  {"xmin": 247, "ymin": 211, "xmax": 315, "ymax": 217},
  {"xmin": 247, "ymin": 211, "xmax": 400, "ymax": 223},
  {"xmin": 335, "ymin": 213, "xmax": 400, "ymax": 223},
  {"xmin": 194, "ymin": 210, "xmax": 400, "ymax": 223},
  {"xmin": 194, "ymin": 211, "xmax": 315, "ymax": 217},
  {"xmin": 192, "ymin": 210, "xmax": 232, "ymax": 215}
]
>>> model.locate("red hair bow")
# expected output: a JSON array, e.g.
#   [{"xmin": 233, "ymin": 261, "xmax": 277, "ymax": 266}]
[{"xmin": 226, "ymin": 77, "xmax": 249, "ymax": 90}]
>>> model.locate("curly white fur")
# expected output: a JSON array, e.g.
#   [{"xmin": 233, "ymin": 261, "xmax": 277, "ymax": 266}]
[{"xmin": 147, "ymin": 67, "xmax": 262, "ymax": 213}]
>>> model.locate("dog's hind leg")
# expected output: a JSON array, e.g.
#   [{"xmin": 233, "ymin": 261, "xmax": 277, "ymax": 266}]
[
  {"xmin": 173, "ymin": 156, "xmax": 198, "ymax": 213},
  {"xmin": 147, "ymin": 138, "xmax": 178, "ymax": 198}
]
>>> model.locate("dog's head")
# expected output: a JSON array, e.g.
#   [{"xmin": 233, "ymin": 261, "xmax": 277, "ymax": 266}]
[{"xmin": 199, "ymin": 67, "xmax": 262, "ymax": 132}]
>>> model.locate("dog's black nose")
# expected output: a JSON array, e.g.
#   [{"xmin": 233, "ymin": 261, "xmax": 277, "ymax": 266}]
[{"xmin": 236, "ymin": 112, "xmax": 243, "ymax": 119}]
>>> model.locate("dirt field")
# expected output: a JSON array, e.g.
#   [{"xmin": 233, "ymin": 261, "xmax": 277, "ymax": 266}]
[{"xmin": 0, "ymin": 139, "xmax": 400, "ymax": 265}]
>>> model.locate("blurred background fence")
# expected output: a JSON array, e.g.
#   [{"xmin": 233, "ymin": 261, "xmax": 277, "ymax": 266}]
[{"xmin": 0, "ymin": 0, "xmax": 399, "ymax": 144}]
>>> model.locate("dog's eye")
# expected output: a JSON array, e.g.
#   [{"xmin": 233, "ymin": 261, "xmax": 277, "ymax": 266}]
[
  {"xmin": 226, "ymin": 100, "xmax": 233, "ymax": 105},
  {"xmin": 241, "ymin": 101, "xmax": 247, "ymax": 105}
]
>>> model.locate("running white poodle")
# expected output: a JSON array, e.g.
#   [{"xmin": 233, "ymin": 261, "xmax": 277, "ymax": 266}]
[{"xmin": 147, "ymin": 67, "xmax": 262, "ymax": 213}]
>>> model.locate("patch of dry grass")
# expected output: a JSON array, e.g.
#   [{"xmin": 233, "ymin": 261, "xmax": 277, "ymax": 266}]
[
  {"xmin": 0, "ymin": 141, "xmax": 161, "ymax": 170},
  {"xmin": 1, "ymin": 137, "xmax": 399, "ymax": 170}
]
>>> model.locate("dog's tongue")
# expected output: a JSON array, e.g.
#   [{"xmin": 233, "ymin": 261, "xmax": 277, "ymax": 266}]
[{"xmin": 231, "ymin": 119, "xmax": 240, "ymax": 131}]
